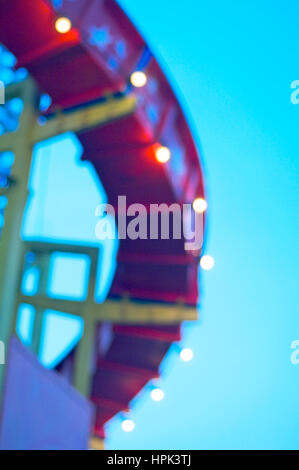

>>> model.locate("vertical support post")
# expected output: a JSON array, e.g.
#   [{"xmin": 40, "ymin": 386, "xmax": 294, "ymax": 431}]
[
  {"xmin": 30, "ymin": 253, "xmax": 51, "ymax": 356},
  {"xmin": 73, "ymin": 250, "xmax": 98, "ymax": 397},
  {"xmin": 73, "ymin": 316, "xmax": 95, "ymax": 397},
  {"xmin": 89, "ymin": 436, "xmax": 105, "ymax": 450},
  {"xmin": 0, "ymin": 79, "xmax": 38, "ymax": 397}
]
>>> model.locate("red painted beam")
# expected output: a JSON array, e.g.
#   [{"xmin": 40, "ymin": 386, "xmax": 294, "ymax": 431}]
[
  {"xmin": 113, "ymin": 325, "xmax": 181, "ymax": 343},
  {"xmin": 98, "ymin": 359, "xmax": 160, "ymax": 380},
  {"xmin": 16, "ymin": 33, "xmax": 81, "ymax": 69},
  {"xmin": 91, "ymin": 396, "xmax": 129, "ymax": 413}
]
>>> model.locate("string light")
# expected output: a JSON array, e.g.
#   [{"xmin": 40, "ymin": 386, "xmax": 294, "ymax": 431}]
[
  {"xmin": 150, "ymin": 387, "xmax": 165, "ymax": 402},
  {"xmin": 130, "ymin": 71, "xmax": 147, "ymax": 88},
  {"xmin": 55, "ymin": 17, "xmax": 72, "ymax": 34},
  {"xmin": 200, "ymin": 255, "xmax": 215, "ymax": 271},
  {"xmin": 155, "ymin": 145, "xmax": 171, "ymax": 163},
  {"xmin": 193, "ymin": 197, "xmax": 208, "ymax": 214},
  {"xmin": 180, "ymin": 348, "xmax": 194, "ymax": 362},
  {"xmin": 121, "ymin": 419, "xmax": 135, "ymax": 432}
]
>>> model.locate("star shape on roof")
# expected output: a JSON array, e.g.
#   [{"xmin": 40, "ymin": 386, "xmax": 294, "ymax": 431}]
[
  {"xmin": 88, "ymin": 26, "xmax": 113, "ymax": 51},
  {"xmin": 51, "ymin": 0, "xmax": 63, "ymax": 9},
  {"xmin": 116, "ymin": 40, "xmax": 127, "ymax": 59}
]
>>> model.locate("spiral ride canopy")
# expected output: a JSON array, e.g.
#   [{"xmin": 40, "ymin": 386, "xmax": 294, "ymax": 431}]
[{"xmin": 0, "ymin": 0, "xmax": 206, "ymax": 442}]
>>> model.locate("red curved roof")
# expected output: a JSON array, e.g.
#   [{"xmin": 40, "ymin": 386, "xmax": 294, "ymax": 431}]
[{"xmin": 0, "ymin": 0, "xmax": 205, "ymax": 438}]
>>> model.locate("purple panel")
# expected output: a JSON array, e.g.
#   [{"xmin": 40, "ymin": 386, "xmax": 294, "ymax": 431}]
[{"xmin": 0, "ymin": 337, "xmax": 94, "ymax": 450}]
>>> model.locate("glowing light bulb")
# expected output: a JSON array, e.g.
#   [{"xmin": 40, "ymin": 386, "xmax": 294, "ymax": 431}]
[
  {"xmin": 121, "ymin": 419, "xmax": 135, "ymax": 432},
  {"xmin": 150, "ymin": 388, "xmax": 165, "ymax": 402},
  {"xmin": 193, "ymin": 197, "xmax": 208, "ymax": 214},
  {"xmin": 180, "ymin": 348, "xmax": 194, "ymax": 362},
  {"xmin": 130, "ymin": 71, "xmax": 147, "ymax": 88},
  {"xmin": 155, "ymin": 145, "xmax": 171, "ymax": 163},
  {"xmin": 55, "ymin": 17, "xmax": 72, "ymax": 34},
  {"xmin": 200, "ymin": 255, "xmax": 215, "ymax": 271}
]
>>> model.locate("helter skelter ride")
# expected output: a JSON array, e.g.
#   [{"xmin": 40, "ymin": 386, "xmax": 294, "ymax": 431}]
[{"xmin": 0, "ymin": 0, "xmax": 207, "ymax": 449}]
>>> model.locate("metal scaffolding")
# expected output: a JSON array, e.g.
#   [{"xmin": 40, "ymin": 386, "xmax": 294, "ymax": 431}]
[{"xmin": 0, "ymin": 78, "xmax": 197, "ymax": 405}]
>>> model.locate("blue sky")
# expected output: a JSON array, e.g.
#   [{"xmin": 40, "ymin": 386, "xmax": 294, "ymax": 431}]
[
  {"xmin": 9, "ymin": 0, "xmax": 299, "ymax": 450},
  {"xmin": 105, "ymin": 0, "xmax": 299, "ymax": 449}
]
